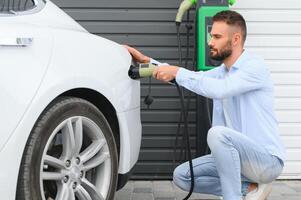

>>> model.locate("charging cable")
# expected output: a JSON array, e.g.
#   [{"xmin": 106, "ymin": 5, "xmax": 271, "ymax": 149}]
[{"xmin": 175, "ymin": 10, "xmax": 195, "ymax": 199}]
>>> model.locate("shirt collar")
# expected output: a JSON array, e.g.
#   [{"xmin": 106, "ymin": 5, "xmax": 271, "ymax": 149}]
[{"xmin": 222, "ymin": 49, "xmax": 248, "ymax": 72}]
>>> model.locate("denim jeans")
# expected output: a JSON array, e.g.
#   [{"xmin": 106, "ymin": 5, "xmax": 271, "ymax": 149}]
[{"xmin": 173, "ymin": 126, "xmax": 284, "ymax": 200}]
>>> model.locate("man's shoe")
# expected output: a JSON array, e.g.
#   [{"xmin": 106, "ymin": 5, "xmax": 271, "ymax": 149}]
[{"xmin": 245, "ymin": 184, "xmax": 272, "ymax": 200}]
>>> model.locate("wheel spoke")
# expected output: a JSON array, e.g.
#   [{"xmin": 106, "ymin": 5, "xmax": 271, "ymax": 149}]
[
  {"xmin": 79, "ymin": 139, "xmax": 106, "ymax": 163},
  {"xmin": 61, "ymin": 119, "xmax": 76, "ymax": 159},
  {"xmin": 44, "ymin": 155, "xmax": 65, "ymax": 169},
  {"xmin": 75, "ymin": 185, "xmax": 93, "ymax": 200},
  {"xmin": 55, "ymin": 184, "xmax": 68, "ymax": 200},
  {"xmin": 74, "ymin": 117, "xmax": 83, "ymax": 155},
  {"xmin": 41, "ymin": 116, "xmax": 112, "ymax": 200},
  {"xmin": 83, "ymin": 152, "xmax": 110, "ymax": 171},
  {"xmin": 81, "ymin": 178, "xmax": 105, "ymax": 200},
  {"xmin": 42, "ymin": 172, "xmax": 65, "ymax": 180},
  {"xmin": 69, "ymin": 191, "xmax": 76, "ymax": 200},
  {"xmin": 56, "ymin": 184, "xmax": 74, "ymax": 200}
]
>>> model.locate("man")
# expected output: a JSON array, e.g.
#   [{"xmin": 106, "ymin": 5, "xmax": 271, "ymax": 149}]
[{"xmin": 124, "ymin": 10, "xmax": 285, "ymax": 200}]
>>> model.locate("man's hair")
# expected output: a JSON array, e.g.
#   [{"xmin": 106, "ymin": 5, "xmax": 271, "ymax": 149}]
[{"xmin": 213, "ymin": 10, "xmax": 247, "ymax": 44}]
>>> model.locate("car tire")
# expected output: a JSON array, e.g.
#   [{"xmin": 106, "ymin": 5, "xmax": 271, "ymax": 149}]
[{"xmin": 16, "ymin": 97, "xmax": 118, "ymax": 200}]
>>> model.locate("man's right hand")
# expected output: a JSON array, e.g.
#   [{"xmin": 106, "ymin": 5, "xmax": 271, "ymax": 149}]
[{"xmin": 123, "ymin": 45, "xmax": 150, "ymax": 63}]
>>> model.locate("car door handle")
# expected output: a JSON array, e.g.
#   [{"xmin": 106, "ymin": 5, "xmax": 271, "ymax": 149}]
[{"xmin": 0, "ymin": 37, "xmax": 33, "ymax": 47}]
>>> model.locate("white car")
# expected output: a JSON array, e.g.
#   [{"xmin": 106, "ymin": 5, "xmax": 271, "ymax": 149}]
[{"xmin": 0, "ymin": 0, "xmax": 142, "ymax": 199}]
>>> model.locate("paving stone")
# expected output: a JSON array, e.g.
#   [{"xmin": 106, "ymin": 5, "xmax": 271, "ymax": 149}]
[
  {"xmin": 116, "ymin": 180, "xmax": 301, "ymax": 200},
  {"xmin": 115, "ymin": 188, "xmax": 132, "ymax": 200},
  {"xmin": 267, "ymin": 197, "xmax": 284, "ymax": 200},
  {"xmin": 268, "ymin": 196, "xmax": 301, "ymax": 200},
  {"xmin": 154, "ymin": 190, "xmax": 175, "ymax": 198},
  {"xmin": 175, "ymin": 191, "xmax": 215, "ymax": 200},
  {"xmin": 271, "ymin": 184, "xmax": 298, "ymax": 195},
  {"xmin": 172, "ymin": 182, "xmax": 185, "ymax": 192},
  {"xmin": 123, "ymin": 181, "xmax": 134, "ymax": 191},
  {"xmin": 282, "ymin": 181, "xmax": 301, "ymax": 193},
  {"xmin": 132, "ymin": 193, "xmax": 154, "ymax": 200},
  {"xmin": 133, "ymin": 187, "xmax": 153, "ymax": 193},
  {"xmin": 134, "ymin": 181, "xmax": 153, "ymax": 188},
  {"xmin": 282, "ymin": 193, "xmax": 301, "ymax": 197},
  {"xmin": 155, "ymin": 181, "xmax": 174, "ymax": 185},
  {"xmin": 172, "ymin": 183, "xmax": 217, "ymax": 199},
  {"xmin": 290, "ymin": 187, "xmax": 301, "ymax": 192},
  {"xmin": 153, "ymin": 181, "xmax": 174, "ymax": 192},
  {"xmin": 154, "ymin": 181, "xmax": 174, "ymax": 187},
  {"xmin": 190, "ymin": 193, "xmax": 221, "ymax": 199}
]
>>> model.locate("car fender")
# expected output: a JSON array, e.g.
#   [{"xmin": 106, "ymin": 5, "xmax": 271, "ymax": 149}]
[{"xmin": 49, "ymin": 29, "xmax": 140, "ymax": 112}]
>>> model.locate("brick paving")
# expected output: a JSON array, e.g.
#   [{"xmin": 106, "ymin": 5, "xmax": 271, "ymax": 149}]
[{"xmin": 115, "ymin": 180, "xmax": 301, "ymax": 200}]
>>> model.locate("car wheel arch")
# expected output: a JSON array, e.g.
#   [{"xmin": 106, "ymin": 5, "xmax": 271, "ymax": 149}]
[
  {"xmin": 42, "ymin": 88, "xmax": 121, "ymax": 161},
  {"xmin": 61, "ymin": 88, "xmax": 120, "ymax": 158}
]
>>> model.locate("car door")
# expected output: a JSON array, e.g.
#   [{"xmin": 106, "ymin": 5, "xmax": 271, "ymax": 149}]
[{"xmin": 0, "ymin": 0, "xmax": 53, "ymax": 150}]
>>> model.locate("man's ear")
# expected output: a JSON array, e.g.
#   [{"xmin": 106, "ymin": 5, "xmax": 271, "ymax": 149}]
[{"xmin": 232, "ymin": 32, "xmax": 242, "ymax": 46}]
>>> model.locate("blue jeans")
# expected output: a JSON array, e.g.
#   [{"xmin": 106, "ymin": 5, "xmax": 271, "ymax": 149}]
[{"xmin": 173, "ymin": 126, "xmax": 284, "ymax": 200}]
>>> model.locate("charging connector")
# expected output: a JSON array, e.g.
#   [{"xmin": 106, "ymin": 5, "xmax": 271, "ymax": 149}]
[
  {"xmin": 176, "ymin": 0, "xmax": 197, "ymax": 24},
  {"xmin": 128, "ymin": 63, "xmax": 157, "ymax": 79}
]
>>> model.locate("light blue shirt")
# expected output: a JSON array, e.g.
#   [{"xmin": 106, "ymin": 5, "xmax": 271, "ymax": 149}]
[{"xmin": 176, "ymin": 50, "xmax": 286, "ymax": 162}]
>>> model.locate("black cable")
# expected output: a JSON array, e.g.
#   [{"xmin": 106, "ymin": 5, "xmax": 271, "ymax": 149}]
[
  {"xmin": 175, "ymin": 82, "xmax": 195, "ymax": 200},
  {"xmin": 174, "ymin": 7, "xmax": 195, "ymax": 165},
  {"xmin": 174, "ymin": 24, "xmax": 186, "ymax": 165},
  {"xmin": 173, "ymin": 24, "xmax": 184, "ymax": 168},
  {"xmin": 175, "ymin": 14, "xmax": 195, "ymax": 200},
  {"xmin": 183, "ymin": 11, "xmax": 193, "ymax": 162},
  {"xmin": 144, "ymin": 77, "xmax": 154, "ymax": 109}
]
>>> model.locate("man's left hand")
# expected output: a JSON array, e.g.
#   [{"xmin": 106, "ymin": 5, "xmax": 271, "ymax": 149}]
[{"xmin": 153, "ymin": 65, "xmax": 180, "ymax": 83}]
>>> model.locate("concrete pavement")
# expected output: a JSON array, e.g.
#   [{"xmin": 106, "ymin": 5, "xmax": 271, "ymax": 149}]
[{"xmin": 115, "ymin": 180, "xmax": 301, "ymax": 200}]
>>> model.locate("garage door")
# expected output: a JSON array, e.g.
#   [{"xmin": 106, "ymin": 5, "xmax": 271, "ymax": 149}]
[
  {"xmin": 233, "ymin": 0, "xmax": 301, "ymax": 179},
  {"xmin": 53, "ymin": 0, "xmax": 301, "ymax": 179}
]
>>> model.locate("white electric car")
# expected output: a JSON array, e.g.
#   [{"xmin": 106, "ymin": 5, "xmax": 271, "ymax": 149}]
[{"xmin": 0, "ymin": 0, "xmax": 142, "ymax": 199}]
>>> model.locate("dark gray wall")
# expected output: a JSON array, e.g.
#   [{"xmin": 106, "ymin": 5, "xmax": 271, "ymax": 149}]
[{"xmin": 52, "ymin": 0, "xmax": 197, "ymax": 179}]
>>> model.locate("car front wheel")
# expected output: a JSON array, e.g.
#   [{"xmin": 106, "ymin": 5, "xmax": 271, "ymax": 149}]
[{"xmin": 16, "ymin": 97, "xmax": 118, "ymax": 200}]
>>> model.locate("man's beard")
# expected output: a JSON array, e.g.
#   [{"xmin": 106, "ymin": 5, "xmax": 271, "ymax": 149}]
[{"xmin": 209, "ymin": 41, "xmax": 232, "ymax": 61}]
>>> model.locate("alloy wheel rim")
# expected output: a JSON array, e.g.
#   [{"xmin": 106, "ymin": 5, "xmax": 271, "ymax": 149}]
[{"xmin": 39, "ymin": 116, "xmax": 111, "ymax": 200}]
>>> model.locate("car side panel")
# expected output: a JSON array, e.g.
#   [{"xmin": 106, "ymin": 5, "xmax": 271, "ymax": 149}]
[{"xmin": 0, "ymin": 23, "xmax": 53, "ymax": 151}]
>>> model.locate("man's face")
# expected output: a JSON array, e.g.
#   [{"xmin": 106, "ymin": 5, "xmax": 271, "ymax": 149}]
[{"xmin": 208, "ymin": 21, "xmax": 234, "ymax": 61}]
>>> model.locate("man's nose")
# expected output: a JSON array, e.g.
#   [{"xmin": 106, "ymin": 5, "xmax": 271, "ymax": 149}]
[{"xmin": 208, "ymin": 38, "xmax": 213, "ymax": 47}]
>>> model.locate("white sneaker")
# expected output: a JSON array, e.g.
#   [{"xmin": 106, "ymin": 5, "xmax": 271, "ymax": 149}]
[{"xmin": 244, "ymin": 184, "xmax": 272, "ymax": 200}]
